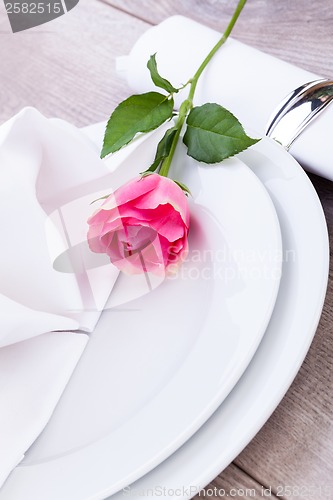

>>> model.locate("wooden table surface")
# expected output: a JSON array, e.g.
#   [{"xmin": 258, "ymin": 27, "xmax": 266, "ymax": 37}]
[{"xmin": 0, "ymin": 1, "xmax": 332, "ymax": 499}]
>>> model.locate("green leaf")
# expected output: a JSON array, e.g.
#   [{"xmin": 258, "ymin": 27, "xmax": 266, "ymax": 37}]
[
  {"xmin": 146, "ymin": 126, "xmax": 178, "ymax": 173},
  {"xmin": 140, "ymin": 164, "xmax": 160, "ymax": 176},
  {"xmin": 183, "ymin": 103, "xmax": 259, "ymax": 163},
  {"xmin": 147, "ymin": 54, "xmax": 179, "ymax": 94},
  {"xmin": 173, "ymin": 180, "xmax": 192, "ymax": 196},
  {"xmin": 101, "ymin": 92, "xmax": 174, "ymax": 158}
]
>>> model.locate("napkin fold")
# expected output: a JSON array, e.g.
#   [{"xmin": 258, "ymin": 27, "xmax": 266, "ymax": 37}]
[
  {"xmin": 117, "ymin": 15, "xmax": 333, "ymax": 181},
  {"xmin": 0, "ymin": 108, "xmax": 119, "ymax": 487},
  {"xmin": 0, "ymin": 332, "xmax": 88, "ymax": 487}
]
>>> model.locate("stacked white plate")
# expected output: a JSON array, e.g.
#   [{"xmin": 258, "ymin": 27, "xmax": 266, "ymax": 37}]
[{"xmin": 0, "ymin": 115, "xmax": 328, "ymax": 499}]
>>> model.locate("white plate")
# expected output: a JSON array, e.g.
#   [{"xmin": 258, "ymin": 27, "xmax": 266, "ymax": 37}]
[
  {"xmin": 106, "ymin": 137, "xmax": 329, "ymax": 499},
  {"xmin": 1, "ymin": 126, "xmax": 282, "ymax": 499}
]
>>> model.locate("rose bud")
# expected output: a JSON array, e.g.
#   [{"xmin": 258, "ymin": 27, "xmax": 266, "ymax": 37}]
[{"xmin": 87, "ymin": 174, "xmax": 190, "ymax": 275}]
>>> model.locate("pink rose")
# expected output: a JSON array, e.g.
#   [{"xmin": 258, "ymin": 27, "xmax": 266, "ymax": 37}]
[{"xmin": 87, "ymin": 174, "xmax": 190, "ymax": 274}]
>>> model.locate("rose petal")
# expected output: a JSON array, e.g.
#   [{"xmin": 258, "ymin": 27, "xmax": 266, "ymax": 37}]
[
  {"xmin": 149, "ymin": 209, "xmax": 186, "ymax": 241},
  {"xmin": 100, "ymin": 175, "xmax": 160, "ymax": 211},
  {"xmin": 87, "ymin": 174, "xmax": 190, "ymax": 275},
  {"xmin": 133, "ymin": 176, "xmax": 190, "ymax": 227}
]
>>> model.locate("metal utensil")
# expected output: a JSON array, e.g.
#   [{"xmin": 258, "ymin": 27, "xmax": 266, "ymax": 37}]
[{"xmin": 265, "ymin": 79, "xmax": 333, "ymax": 150}]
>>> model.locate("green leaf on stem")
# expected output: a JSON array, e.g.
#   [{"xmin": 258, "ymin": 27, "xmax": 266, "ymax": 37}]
[
  {"xmin": 147, "ymin": 126, "xmax": 178, "ymax": 173},
  {"xmin": 147, "ymin": 54, "xmax": 179, "ymax": 94},
  {"xmin": 183, "ymin": 103, "xmax": 259, "ymax": 163},
  {"xmin": 101, "ymin": 92, "xmax": 174, "ymax": 158}
]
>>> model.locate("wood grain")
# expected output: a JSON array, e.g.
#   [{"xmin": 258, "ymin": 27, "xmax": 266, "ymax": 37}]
[
  {"xmin": 0, "ymin": 0, "xmax": 149, "ymax": 126},
  {"xmin": 1, "ymin": 0, "xmax": 333, "ymax": 498},
  {"xmin": 193, "ymin": 464, "xmax": 279, "ymax": 500}
]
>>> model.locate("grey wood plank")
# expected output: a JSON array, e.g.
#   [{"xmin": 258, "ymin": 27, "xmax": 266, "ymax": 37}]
[
  {"xmin": 102, "ymin": 0, "xmax": 333, "ymax": 77},
  {"xmin": 193, "ymin": 464, "xmax": 280, "ymax": 499},
  {"xmin": 0, "ymin": 0, "xmax": 149, "ymax": 126}
]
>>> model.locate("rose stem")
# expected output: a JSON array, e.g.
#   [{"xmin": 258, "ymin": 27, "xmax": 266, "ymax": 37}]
[{"xmin": 159, "ymin": 0, "xmax": 247, "ymax": 178}]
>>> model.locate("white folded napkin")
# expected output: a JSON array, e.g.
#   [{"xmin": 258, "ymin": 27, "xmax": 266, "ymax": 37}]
[
  {"xmin": 0, "ymin": 108, "xmax": 119, "ymax": 487},
  {"xmin": 117, "ymin": 15, "xmax": 333, "ymax": 181},
  {"xmin": 0, "ymin": 332, "xmax": 88, "ymax": 487}
]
